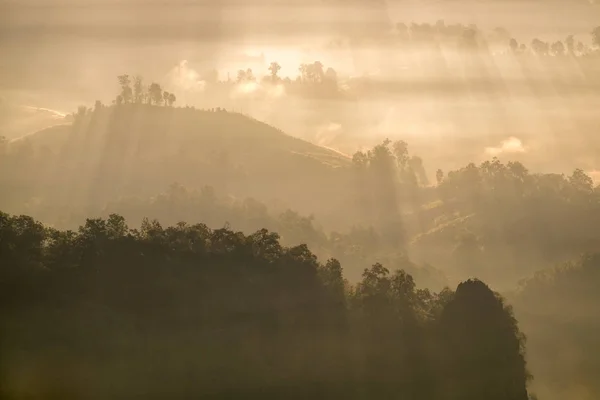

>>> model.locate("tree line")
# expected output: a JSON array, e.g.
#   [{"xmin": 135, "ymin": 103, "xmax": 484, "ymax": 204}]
[
  {"xmin": 0, "ymin": 211, "xmax": 531, "ymax": 399},
  {"xmin": 183, "ymin": 22, "xmax": 600, "ymax": 102},
  {"xmin": 115, "ymin": 74, "xmax": 177, "ymax": 106},
  {"xmin": 352, "ymin": 20, "xmax": 600, "ymax": 56}
]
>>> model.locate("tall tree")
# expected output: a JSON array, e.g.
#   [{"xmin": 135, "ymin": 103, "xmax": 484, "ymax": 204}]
[
  {"xmin": 133, "ymin": 75, "xmax": 145, "ymax": 103},
  {"xmin": 438, "ymin": 279, "xmax": 530, "ymax": 400},
  {"xmin": 268, "ymin": 62, "xmax": 281, "ymax": 82},
  {"xmin": 565, "ymin": 35, "xmax": 575, "ymax": 54},
  {"xmin": 531, "ymin": 39, "xmax": 549, "ymax": 56},
  {"xmin": 509, "ymin": 38, "xmax": 519, "ymax": 53},
  {"xmin": 148, "ymin": 83, "xmax": 163, "ymax": 105},
  {"xmin": 436, "ymin": 169, "xmax": 444, "ymax": 185},
  {"xmin": 551, "ymin": 41, "xmax": 565, "ymax": 56},
  {"xmin": 117, "ymin": 74, "xmax": 133, "ymax": 104}
]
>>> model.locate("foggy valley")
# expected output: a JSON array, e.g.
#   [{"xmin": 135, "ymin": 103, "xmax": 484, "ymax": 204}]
[{"xmin": 2, "ymin": 0, "xmax": 600, "ymax": 399}]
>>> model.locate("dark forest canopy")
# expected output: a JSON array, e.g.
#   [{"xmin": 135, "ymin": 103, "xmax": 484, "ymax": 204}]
[{"xmin": 0, "ymin": 211, "xmax": 531, "ymax": 399}]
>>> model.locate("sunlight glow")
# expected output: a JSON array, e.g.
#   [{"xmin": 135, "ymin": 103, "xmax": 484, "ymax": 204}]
[{"xmin": 485, "ymin": 137, "xmax": 527, "ymax": 156}]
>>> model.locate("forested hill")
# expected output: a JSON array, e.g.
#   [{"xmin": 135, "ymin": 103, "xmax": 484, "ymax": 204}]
[
  {"xmin": 0, "ymin": 211, "xmax": 530, "ymax": 399},
  {"xmin": 2, "ymin": 103, "xmax": 351, "ymax": 220},
  {"xmin": 4, "ymin": 103, "xmax": 600, "ymax": 292}
]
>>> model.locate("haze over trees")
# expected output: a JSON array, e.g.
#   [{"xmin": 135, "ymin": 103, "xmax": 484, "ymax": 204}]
[
  {"xmin": 2, "ymin": 75, "xmax": 600, "ymax": 291},
  {"xmin": 2, "ymin": 3, "xmax": 600, "ymax": 398},
  {"xmin": 2, "ymin": 76, "xmax": 600, "ymax": 398}
]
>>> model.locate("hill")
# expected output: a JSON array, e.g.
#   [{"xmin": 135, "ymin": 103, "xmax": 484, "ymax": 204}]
[
  {"xmin": 5, "ymin": 103, "xmax": 600, "ymax": 293},
  {"xmin": 16, "ymin": 104, "xmax": 350, "ymax": 164},
  {"xmin": 2, "ymin": 104, "xmax": 352, "ymax": 223}
]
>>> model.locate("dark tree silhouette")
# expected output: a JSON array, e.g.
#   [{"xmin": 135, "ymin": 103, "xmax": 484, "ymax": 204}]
[
  {"xmin": 148, "ymin": 82, "xmax": 164, "ymax": 105},
  {"xmin": 438, "ymin": 279, "xmax": 530, "ymax": 400},
  {"xmin": 133, "ymin": 75, "xmax": 145, "ymax": 103},
  {"xmin": 268, "ymin": 61, "xmax": 281, "ymax": 82},
  {"xmin": 551, "ymin": 41, "xmax": 565, "ymax": 56},
  {"xmin": 117, "ymin": 74, "xmax": 133, "ymax": 104}
]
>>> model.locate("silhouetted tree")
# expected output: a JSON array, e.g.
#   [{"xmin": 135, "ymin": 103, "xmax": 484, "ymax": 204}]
[
  {"xmin": 268, "ymin": 62, "xmax": 281, "ymax": 82},
  {"xmin": 438, "ymin": 279, "xmax": 530, "ymax": 400},
  {"xmin": 133, "ymin": 75, "xmax": 145, "ymax": 103},
  {"xmin": 117, "ymin": 74, "xmax": 133, "ymax": 104},
  {"xmin": 509, "ymin": 38, "xmax": 519, "ymax": 53},
  {"xmin": 551, "ymin": 41, "xmax": 565, "ymax": 56},
  {"xmin": 236, "ymin": 68, "xmax": 256, "ymax": 83},
  {"xmin": 531, "ymin": 38, "xmax": 549, "ymax": 56},
  {"xmin": 148, "ymin": 82, "xmax": 163, "ymax": 105},
  {"xmin": 436, "ymin": 169, "xmax": 444, "ymax": 185}
]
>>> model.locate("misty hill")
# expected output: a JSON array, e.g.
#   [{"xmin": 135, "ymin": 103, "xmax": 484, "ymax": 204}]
[
  {"xmin": 5, "ymin": 104, "xmax": 351, "ymax": 219},
  {"xmin": 5, "ymin": 103, "xmax": 600, "ymax": 292}
]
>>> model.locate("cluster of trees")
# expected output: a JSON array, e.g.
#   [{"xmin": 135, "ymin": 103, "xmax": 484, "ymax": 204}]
[
  {"xmin": 227, "ymin": 62, "xmax": 339, "ymax": 86},
  {"xmin": 189, "ymin": 22, "xmax": 600, "ymax": 103},
  {"xmin": 1, "ymin": 211, "xmax": 531, "ymax": 399},
  {"xmin": 350, "ymin": 139, "xmax": 428, "ymax": 247},
  {"xmin": 96, "ymin": 182, "xmax": 447, "ymax": 288},
  {"xmin": 224, "ymin": 60, "xmax": 342, "ymax": 100},
  {"xmin": 510, "ymin": 30, "xmax": 600, "ymax": 57},
  {"xmin": 339, "ymin": 137, "xmax": 600, "ymax": 289},
  {"xmin": 115, "ymin": 74, "xmax": 177, "ymax": 106},
  {"xmin": 417, "ymin": 157, "xmax": 599, "ymax": 287},
  {"xmin": 378, "ymin": 20, "xmax": 600, "ymax": 56}
]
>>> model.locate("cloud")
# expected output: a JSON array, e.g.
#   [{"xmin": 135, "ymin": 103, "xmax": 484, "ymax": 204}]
[
  {"xmin": 230, "ymin": 81, "xmax": 286, "ymax": 100},
  {"xmin": 266, "ymin": 84, "xmax": 286, "ymax": 98},
  {"xmin": 166, "ymin": 60, "xmax": 206, "ymax": 92},
  {"xmin": 231, "ymin": 81, "xmax": 261, "ymax": 98},
  {"xmin": 485, "ymin": 137, "xmax": 526, "ymax": 156}
]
